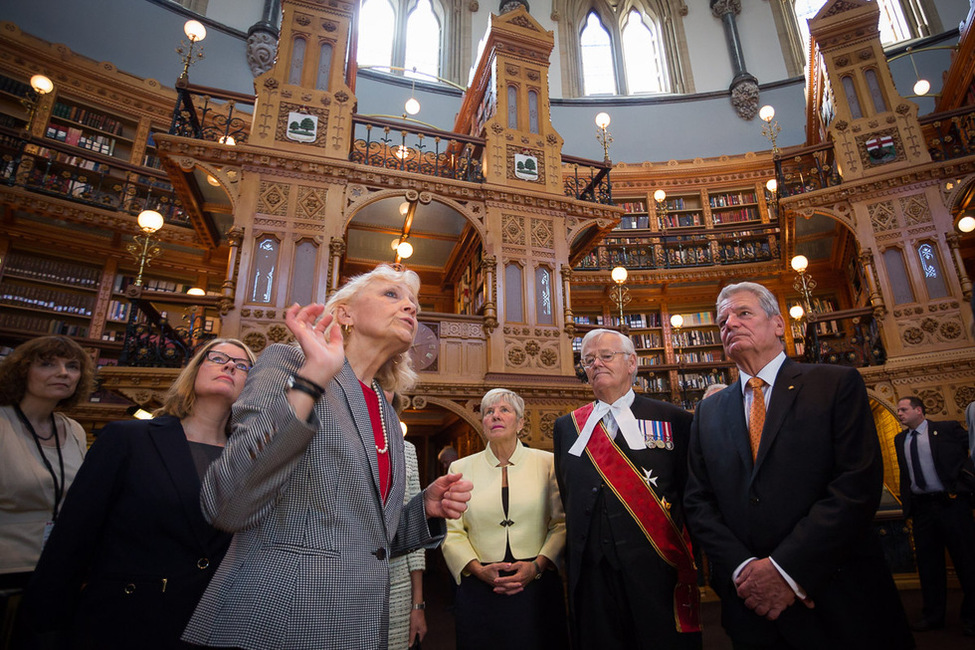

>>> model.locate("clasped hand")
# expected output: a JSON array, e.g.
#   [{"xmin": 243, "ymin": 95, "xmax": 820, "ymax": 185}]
[
  {"xmin": 735, "ymin": 558, "xmax": 814, "ymax": 621},
  {"xmin": 473, "ymin": 560, "xmax": 536, "ymax": 595}
]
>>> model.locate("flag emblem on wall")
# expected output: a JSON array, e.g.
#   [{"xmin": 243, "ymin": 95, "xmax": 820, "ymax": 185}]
[{"xmin": 865, "ymin": 135, "xmax": 896, "ymax": 164}]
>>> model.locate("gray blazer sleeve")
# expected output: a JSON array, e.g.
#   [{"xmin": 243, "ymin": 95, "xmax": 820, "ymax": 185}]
[{"xmin": 201, "ymin": 343, "xmax": 320, "ymax": 532}]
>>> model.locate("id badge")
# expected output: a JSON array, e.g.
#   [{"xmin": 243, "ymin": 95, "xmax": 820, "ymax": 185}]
[{"xmin": 42, "ymin": 520, "xmax": 55, "ymax": 548}]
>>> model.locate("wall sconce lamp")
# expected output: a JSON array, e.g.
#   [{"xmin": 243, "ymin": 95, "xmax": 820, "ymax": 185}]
[
  {"xmin": 790, "ymin": 254, "xmax": 817, "ymax": 315},
  {"xmin": 609, "ymin": 265, "xmax": 630, "ymax": 325},
  {"xmin": 22, "ymin": 74, "xmax": 54, "ymax": 131},
  {"xmin": 765, "ymin": 178, "xmax": 778, "ymax": 216},
  {"xmin": 759, "ymin": 104, "xmax": 781, "ymax": 156},
  {"xmin": 392, "ymin": 197, "xmax": 418, "ymax": 263},
  {"xmin": 177, "ymin": 19, "xmax": 207, "ymax": 81},
  {"xmin": 789, "ymin": 304, "xmax": 805, "ymax": 321},
  {"xmin": 595, "ymin": 112, "xmax": 613, "ymax": 164},
  {"xmin": 653, "ymin": 188, "xmax": 668, "ymax": 216},
  {"xmin": 957, "ymin": 214, "xmax": 975, "ymax": 234},
  {"xmin": 128, "ymin": 208, "xmax": 165, "ymax": 287}
]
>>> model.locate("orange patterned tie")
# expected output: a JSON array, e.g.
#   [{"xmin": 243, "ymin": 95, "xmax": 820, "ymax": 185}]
[{"xmin": 747, "ymin": 377, "xmax": 766, "ymax": 461}]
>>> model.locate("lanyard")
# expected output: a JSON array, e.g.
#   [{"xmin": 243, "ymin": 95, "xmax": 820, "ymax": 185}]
[{"xmin": 14, "ymin": 404, "xmax": 66, "ymax": 520}]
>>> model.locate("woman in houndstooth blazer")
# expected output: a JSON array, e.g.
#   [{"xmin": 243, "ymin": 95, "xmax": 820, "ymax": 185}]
[{"xmin": 183, "ymin": 265, "xmax": 471, "ymax": 650}]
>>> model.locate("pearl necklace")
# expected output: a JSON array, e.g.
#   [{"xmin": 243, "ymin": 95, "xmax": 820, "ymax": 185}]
[{"xmin": 372, "ymin": 383, "xmax": 389, "ymax": 455}]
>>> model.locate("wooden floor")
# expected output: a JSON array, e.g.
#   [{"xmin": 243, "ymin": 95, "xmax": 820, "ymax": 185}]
[{"xmin": 418, "ymin": 555, "xmax": 972, "ymax": 649}]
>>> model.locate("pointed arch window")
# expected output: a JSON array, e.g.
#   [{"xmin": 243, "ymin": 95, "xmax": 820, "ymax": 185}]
[
  {"xmin": 358, "ymin": 0, "xmax": 444, "ymax": 80},
  {"xmin": 576, "ymin": 5, "xmax": 672, "ymax": 97},
  {"xmin": 621, "ymin": 9, "xmax": 665, "ymax": 94},
  {"xmin": 580, "ymin": 12, "xmax": 615, "ymax": 95},
  {"xmin": 316, "ymin": 43, "xmax": 333, "ymax": 91},
  {"xmin": 793, "ymin": 0, "xmax": 924, "ymax": 54},
  {"xmin": 289, "ymin": 37, "xmax": 306, "ymax": 86},
  {"xmin": 528, "ymin": 90, "xmax": 539, "ymax": 134}
]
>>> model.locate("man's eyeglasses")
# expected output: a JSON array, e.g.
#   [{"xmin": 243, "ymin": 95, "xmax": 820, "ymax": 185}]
[
  {"xmin": 205, "ymin": 350, "xmax": 252, "ymax": 372},
  {"xmin": 580, "ymin": 351, "xmax": 630, "ymax": 368}
]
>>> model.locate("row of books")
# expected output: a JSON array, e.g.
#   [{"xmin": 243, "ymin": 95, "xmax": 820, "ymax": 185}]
[
  {"xmin": 674, "ymin": 329, "xmax": 720, "ymax": 346},
  {"xmin": 107, "ymin": 299, "xmax": 134, "ymax": 323},
  {"xmin": 46, "ymin": 124, "xmax": 117, "ymax": 156},
  {"xmin": 677, "ymin": 350, "xmax": 724, "ymax": 363},
  {"xmin": 632, "ymin": 332, "xmax": 663, "ymax": 349},
  {"xmin": 663, "ymin": 197, "xmax": 697, "ymax": 210},
  {"xmin": 0, "ymin": 74, "xmax": 30, "ymax": 98},
  {"xmin": 3, "ymin": 252, "xmax": 101, "ymax": 288},
  {"xmin": 618, "ymin": 215, "xmax": 651, "ymax": 230},
  {"xmin": 621, "ymin": 312, "xmax": 662, "ymax": 328},
  {"xmin": 637, "ymin": 354, "xmax": 663, "ymax": 366},
  {"xmin": 32, "ymin": 146, "xmax": 109, "ymax": 173},
  {"xmin": 572, "ymin": 314, "xmax": 605, "ymax": 325},
  {"xmin": 675, "ymin": 311, "xmax": 715, "ymax": 326},
  {"xmin": 616, "ymin": 201, "xmax": 647, "ymax": 213},
  {"xmin": 659, "ymin": 213, "xmax": 703, "ymax": 229},
  {"xmin": 679, "ymin": 372, "xmax": 729, "ymax": 390},
  {"xmin": 0, "ymin": 283, "xmax": 95, "ymax": 316},
  {"xmin": 0, "ymin": 311, "xmax": 90, "ymax": 338},
  {"xmin": 635, "ymin": 375, "xmax": 669, "ymax": 392},
  {"xmin": 712, "ymin": 207, "xmax": 760, "ymax": 224},
  {"xmin": 113, "ymin": 275, "xmax": 196, "ymax": 294},
  {"xmin": 709, "ymin": 191, "xmax": 757, "ymax": 207},
  {"xmin": 51, "ymin": 101, "xmax": 126, "ymax": 136}
]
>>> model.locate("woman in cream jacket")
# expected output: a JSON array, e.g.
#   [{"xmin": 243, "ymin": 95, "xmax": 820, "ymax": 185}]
[{"xmin": 442, "ymin": 388, "xmax": 567, "ymax": 650}]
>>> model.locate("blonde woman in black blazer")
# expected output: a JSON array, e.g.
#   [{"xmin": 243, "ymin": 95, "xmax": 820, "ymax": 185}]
[{"xmin": 22, "ymin": 338, "xmax": 255, "ymax": 649}]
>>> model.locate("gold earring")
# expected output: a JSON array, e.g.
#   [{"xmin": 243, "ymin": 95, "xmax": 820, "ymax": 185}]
[{"xmin": 341, "ymin": 323, "xmax": 353, "ymax": 336}]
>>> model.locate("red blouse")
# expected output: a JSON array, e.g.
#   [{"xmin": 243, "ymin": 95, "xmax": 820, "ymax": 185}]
[{"xmin": 360, "ymin": 382, "xmax": 391, "ymax": 503}]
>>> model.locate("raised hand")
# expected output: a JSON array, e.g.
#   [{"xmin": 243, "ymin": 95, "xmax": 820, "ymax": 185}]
[{"xmin": 284, "ymin": 303, "xmax": 345, "ymax": 388}]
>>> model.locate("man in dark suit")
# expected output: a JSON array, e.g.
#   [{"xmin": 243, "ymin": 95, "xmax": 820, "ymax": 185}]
[
  {"xmin": 684, "ymin": 281, "xmax": 913, "ymax": 650},
  {"xmin": 553, "ymin": 328, "xmax": 701, "ymax": 650},
  {"xmin": 894, "ymin": 395, "xmax": 975, "ymax": 636}
]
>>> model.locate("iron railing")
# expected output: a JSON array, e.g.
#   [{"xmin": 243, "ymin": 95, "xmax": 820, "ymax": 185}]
[
  {"xmin": 349, "ymin": 115, "xmax": 485, "ymax": 183},
  {"xmin": 0, "ymin": 126, "xmax": 189, "ymax": 226},
  {"xmin": 562, "ymin": 154, "xmax": 613, "ymax": 205},
  {"xmin": 797, "ymin": 306, "xmax": 886, "ymax": 367},
  {"xmin": 169, "ymin": 81, "xmax": 252, "ymax": 145}
]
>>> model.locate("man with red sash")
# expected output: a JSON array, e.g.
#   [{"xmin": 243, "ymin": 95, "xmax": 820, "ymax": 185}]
[{"xmin": 553, "ymin": 328, "xmax": 702, "ymax": 649}]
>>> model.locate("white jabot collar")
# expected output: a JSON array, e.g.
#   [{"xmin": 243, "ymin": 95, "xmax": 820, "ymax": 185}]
[{"xmin": 568, "ymin": 389, "xmax": 641, "ymax": 456}]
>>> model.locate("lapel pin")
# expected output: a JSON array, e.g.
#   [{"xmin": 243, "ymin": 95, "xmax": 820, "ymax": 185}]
[{"xmin": 788, "ymin": 385, "xmax": 795, "ymax": 390}]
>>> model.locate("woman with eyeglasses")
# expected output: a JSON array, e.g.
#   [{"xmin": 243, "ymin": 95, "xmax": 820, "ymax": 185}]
[{"xmin": 21, "ymin": 338, "xmax": 255, "ymax": 650}]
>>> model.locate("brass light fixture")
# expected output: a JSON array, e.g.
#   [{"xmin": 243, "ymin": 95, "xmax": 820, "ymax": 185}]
[
  {"xmin": 759, "ymin": 105, "xmax": 781, "ymax": 156},
  {"xmin": 595, "ymin": 112, "xmax": 613, "ymax": 164},
  {"xmin": 670, "ymin": 313, "xmax": 686, "ymax": 405},
  {"xmin": 177, "ymin": 19, "xmax": 207, "ymax": 81},
  {"xmin": 128, "ymin": 209, "xmax": 165, "ymax": 287},
  {"xmin": 609, "ymin": 265, "xmax": 630, "ymax": 326},
  {"xmin": 790, "ymin": 254, "xmax": 817, "ymax": 315},
  {"xmin": 22, "ymin": 74, "xmax": 54, "ymax": 131}
]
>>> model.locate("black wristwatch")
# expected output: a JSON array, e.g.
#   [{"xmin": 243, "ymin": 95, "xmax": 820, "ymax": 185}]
[{"xmin": 287, "ymin": 374, "xmax": 324, "ymax": 400}]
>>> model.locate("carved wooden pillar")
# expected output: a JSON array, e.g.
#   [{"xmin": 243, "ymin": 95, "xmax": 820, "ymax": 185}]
[
  {"xmin": 946, "ymin": 233, "xmax": 973, "ymax": 300},
  {"xmin": 481, "ymin": 255, "xmax": 498, "ymax": 333},
  {"xmin": 859, "ymin": 249, "xmax": 887, "ymax": 319},
  {"xmin": 328, "ymin": 236, "xmax": 346, "ymax": 299},
  {"xmin": 561, "ymin": 265, "xmax": 575, "ymax": 337},
  {"xmin": 221, "ymin": 226, "xmax": 243, "ymax": 316}
]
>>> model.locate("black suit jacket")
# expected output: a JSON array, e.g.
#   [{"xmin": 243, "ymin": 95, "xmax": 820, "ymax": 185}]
[
  {"xmin": 894, "ymin": 418, "xmax": 972, "ymax": 517},
  {"xmin": 684, "ymin": 359, "xmax": 912, "ymax": 649},
  {"xmin": 22, "ymin": 416, "xmax": 232, "ymax": 650},
  {"xmin": 553, "ymin": 394, "xmax": 692, "ymax": 629}
]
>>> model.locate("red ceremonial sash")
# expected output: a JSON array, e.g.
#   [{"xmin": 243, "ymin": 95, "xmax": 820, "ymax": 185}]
[{"xmin": 572, "ymin": 402, "xmax": 701, "ymax": 633}]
